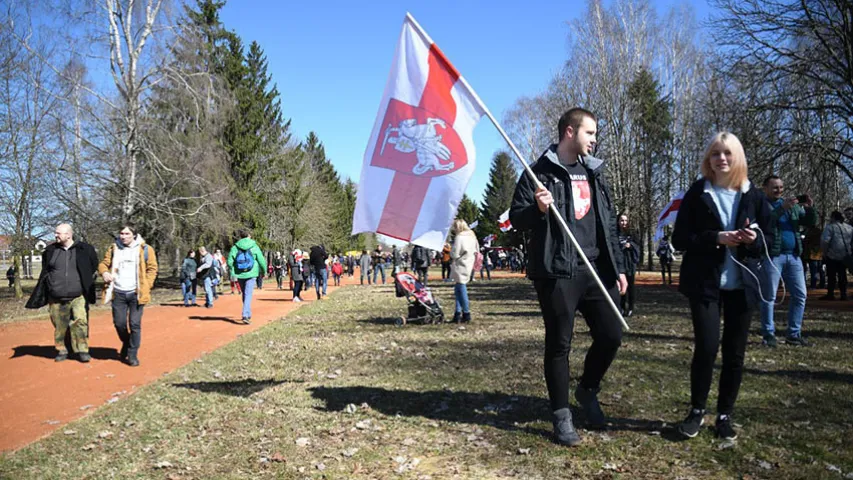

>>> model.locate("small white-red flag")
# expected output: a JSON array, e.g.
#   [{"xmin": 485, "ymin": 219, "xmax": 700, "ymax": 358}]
[
  {"xmin": 351, "ymin": 14, "xmax": 486, "ymax": 251},
  {"xmin": 654, "ymin": 191, "xmax": 684, "ymax": 242},
  {"xmin": 498, "ymin": 209, "xmax": 512, "ymax": 232}
]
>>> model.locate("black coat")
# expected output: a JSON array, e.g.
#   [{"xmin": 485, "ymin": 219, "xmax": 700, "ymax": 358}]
[
  {"xmin": 26, "ymin": 241, "xmax": 99, "ymax": 308},
  {"xmin": 509, "ymin": 145, "xmax": 624, "ymax": 284},
  {"xmin": 672, "ymin": 178, "xmax": 770, "ymax": 301},
  {"xmin": 618, "ymin": 231, "xmax": 641, "ymax": 276}
]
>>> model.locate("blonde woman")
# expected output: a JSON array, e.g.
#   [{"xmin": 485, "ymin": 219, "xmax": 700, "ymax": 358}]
[
  {"xmin": 450, "ymin": 219, "xmax": 478, "ymax": 323},
  {"xmin": 671, "ymin": 132, "xmax": 770, "ymax": 440}
]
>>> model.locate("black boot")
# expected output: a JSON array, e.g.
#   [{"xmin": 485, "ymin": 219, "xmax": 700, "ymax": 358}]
[
  {"xmin": 461, "ymin": 312, "xmax": 471, "ymax": 323},
  {"xmin": 452, "ymin": 312, "xmax": 461, "ymax": 323}
]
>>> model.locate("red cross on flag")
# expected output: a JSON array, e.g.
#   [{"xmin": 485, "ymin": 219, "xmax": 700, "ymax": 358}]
[
  {"xmin": 498, "ymin": 208, "xmax": 512, "ymax": 232},
  {"xmin": 352, "ymin": 14, "xmax": 486, "ymax": 251}
]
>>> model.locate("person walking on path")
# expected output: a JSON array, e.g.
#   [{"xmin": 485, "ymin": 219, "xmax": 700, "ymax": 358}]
[
  {"xmin": 450, "ymin": 219, "xmax": 477, "ymax": 324},
  {"xmin": 509, "ymin": 107, "xmax": 628, "ymax": 447},
  {"xmin": 289, "ymin": 249, "xmax": 305, "ymax": 302},
  {"xmin": 309, "ymin": 245, "xmax": 328, "ymax": 300},
  {"xmin": 98, "ymin": 224, "xmax": 158, "ymax": 367},
  {"xmin": 820, "ymin": 210, "xmax": 853, "ymax": 301},
  {"xmin": 227, "ymin": 230, "xmax": 266, "ymax": 324},
  {"xmin": 372, "ymin": 245, "xmax": 386, "ymax": 284},
  {"xmin": 273, "ymin": 251, "xmax": 285, "ymax": 290},
  {"xmin": 180, "ymin": 250, "xmax": 198, "ymax": 307},
  {"xmin": 411, "ymin": 244, "xmax": 430, "ymax": 285},
  {"xmin": 359, "ymin": 250, "xmax": 372, "ymax": 285},
  {"xmin": 656, "ymin": 236, "xmax": 675, "ymax": 284},
  {"xmin": 759, "ymin": 175, "xmax": 817, "ymax": 347},
  {"xmin": 671, "ymin": 132, "xmax": 770, "ymax": 441},
  {"xmin": 197, "ymin": 246, "xmax": 216, "ymax": 308},
  {"xmin": 26, "ymin": 223, "xmax": 99, "ymax": 363},
  {"xmin": 618, "ymin": 214, "xmax": 641, "ymax": 317}
]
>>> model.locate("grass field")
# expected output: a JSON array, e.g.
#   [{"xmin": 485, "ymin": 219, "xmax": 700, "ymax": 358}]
[{"xmin": 1, "ymin": 275, "xmax": 851, "ymax": 479}]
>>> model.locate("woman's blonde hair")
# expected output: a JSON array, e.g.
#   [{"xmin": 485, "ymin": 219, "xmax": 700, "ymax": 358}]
[
  {"xmin": 451, "ymin": 219, "xmax": 471, "ymax": 235},
  {"xmin": 700, "ymin": 132, "xmax": 748, "ymax": 189}
]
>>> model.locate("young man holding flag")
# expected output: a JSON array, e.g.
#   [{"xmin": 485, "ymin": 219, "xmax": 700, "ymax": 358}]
[{"xmin": 510, "ymin": 108, "xmax": 627, "ymax": 447}]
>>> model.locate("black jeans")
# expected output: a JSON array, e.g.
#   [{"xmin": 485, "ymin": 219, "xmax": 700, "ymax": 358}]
[
  {"xmin": 620, "ymin": 273, "xmax": 636, "ymax": 312},
  {"xmin": 688, "ymin": 289, "xmax": 752, "ymax": 415},
  {"xmin": 293, "ymin": 280, "xmax": 303, "ymax": 299},
  {"xmin": 441, "ymin": 262, "xmax": 451, "ymax": 279},
  {"xmin": 534, "ymin": 266, "xmax": 623, "ymax": 412},
  {"xmin": 661, "ymin": 262, "xmax": 672, "ymax": 284},
  {"xmin": 416, "ymin": 267, "xmax": 428, "ymax": 285},
  {"xmin": 112, "ymin": 290, "xmax": 144, "ymax": 356},
  {"xmin": 826, "ymin": 258, "xmax": 847, "ymax": 297}
]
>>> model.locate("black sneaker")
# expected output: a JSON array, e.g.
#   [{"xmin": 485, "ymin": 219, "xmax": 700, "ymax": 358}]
[
  {"xmin": 242, "ymin": 317, "xmax": 251, "ymax": 325},
  {"xmin": 677, "ymin": 408, "xmax": 705, "ymax": 438},
  {"xmin": 77, "ymin": 352, "xmax": 91, "ymax": 363},
  {"xmin": 715, "ymin": 414, "xmax": 738, "ymax": 440},
  {"xmin": 55, "ymin": 351, "xmax": 68, "ymax": 362},
  {"xmin": 551, "ymin": 408, "xmax": 582, "ymax": 446},
  {"xmin": 574, "ymin": 385, "xmax": 606, "ymax": 427},
  {"xmin": 762, "ymin": 335, "xmax": 777, "ymax": 348},
  {"xmin": 786, "ymin": 335, "xmax": 810, "ymax": 347}
]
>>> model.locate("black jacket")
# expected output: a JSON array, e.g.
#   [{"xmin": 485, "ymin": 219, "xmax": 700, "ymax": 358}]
[
  {"xmin": 672, "ymin": 178, "xmax": 770, "ymax": 301},
  {"xmin": 309, "ymin": 246, "xmax": 328, "ymax": 271},
  {"xmin": 618, "ymin": 230, "xmax": 641, "ymax": 276},
  {"xmin": 26, "ymin": 241, "xmax": 99, "ymax": 308},
  {"xmin": 509, "ymin": 145, "xmax": 624, "ymax": 283}
]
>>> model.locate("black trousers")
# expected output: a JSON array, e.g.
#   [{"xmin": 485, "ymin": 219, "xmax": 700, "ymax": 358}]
[
  {"xmin": 416, "ymin": 267, "xmax": 428, "ymax": 285},
  {"xmin": 661, "ymin": 262, "xmax": 672, "ymax": 284},
  {"xmin": 112, "ymin": 290, "xmax": 144, "ymax": 356},
  {"xmin": 534, "ymin": 266, "xmax": 623, "ymax": 412},
  {"xmin": 688, "ymin": 289, "xmax": 752, "ymax": 415},
  {"xmin": 441, "ymin": 262, "xmax": 451, "ymax": 279},
  {"xmin": 620, "ymin": 273, "xmax": 636, "ymax": 311},
  {"xmin": 293, "ymin": 280, "xmax": 303, "ymax": 299},
  {"xmin": 826, "ymin": 258, "xmax": 847, "ymax": 297}
]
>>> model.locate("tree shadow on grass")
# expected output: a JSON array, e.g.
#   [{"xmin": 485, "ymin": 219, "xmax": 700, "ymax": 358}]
[
  {"xmin": 309, "ymin": 385, "xmax": 662, "ymax": 441},
  {"xmin": 10, "ymin": 345, "xmax": 119, "ymax": 361},
  {"xmin": 172, "ymin": 378, "xmax": 302, "ymax": 398}
]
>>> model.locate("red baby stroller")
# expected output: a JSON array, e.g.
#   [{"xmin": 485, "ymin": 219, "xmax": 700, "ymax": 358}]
[{"xmin": 393, "ymin": 272, "xmax": 444, "ymax": 325}]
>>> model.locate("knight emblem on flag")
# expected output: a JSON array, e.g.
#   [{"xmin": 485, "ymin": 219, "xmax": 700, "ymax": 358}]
[{"xmin": 373, "ymin": 100, "xmax": 468, "ymax": 176}]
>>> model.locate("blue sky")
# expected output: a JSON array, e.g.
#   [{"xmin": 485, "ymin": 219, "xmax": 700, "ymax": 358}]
[{"xmin": 220, "ymin": 0, "xmax": 712, "ymax": 205}]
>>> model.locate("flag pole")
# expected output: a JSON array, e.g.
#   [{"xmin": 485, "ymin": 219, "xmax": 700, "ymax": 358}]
[{"xmin": 403, "ymin": 13, "xmax": 629, "ymax": 331}]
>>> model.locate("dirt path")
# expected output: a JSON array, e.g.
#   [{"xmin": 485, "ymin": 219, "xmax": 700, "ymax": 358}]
[{"xmin": 0, "ymin": 274, "xmax": 366, "ymax": 452}]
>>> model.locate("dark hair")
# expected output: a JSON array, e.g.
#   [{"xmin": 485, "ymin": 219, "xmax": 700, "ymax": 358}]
[
  {"xmin": 238, "ymin": 229, "xmax": 250, "ymax": 239},
  {"xmin": 762, "ymin": 175, "xmax": 781, "ymax": 186},
  {"xmin": 831, "ymin": 210, "xmax": 844, "ymax": 222},
  {"xmin": 186, "ymin": 249, "xmax": 195, "ymax": 257},
  {"xmin": 558, "ymin": 108, "xmax": 596, "ymax": 141},
  {"xmin": 119, "ymin": 223, "xmax": 136, "ymax": 235}
]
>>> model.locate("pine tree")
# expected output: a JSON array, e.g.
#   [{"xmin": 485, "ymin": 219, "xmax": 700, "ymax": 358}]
[
  {"xmin": 477, "ymin": 151, "xmax": 518, "ymax": 244},
  {"xmin": 627, "ymin": 67, "xmax": 672, "ymax": 268},
  {"xmin": 456, "ymin": 194, "xmax": 480, "ymax": 225}
]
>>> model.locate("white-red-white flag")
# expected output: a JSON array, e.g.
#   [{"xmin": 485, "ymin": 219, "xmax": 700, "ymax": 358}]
[
  {"xmin": 654, "ymin": 191, "xmax": 684, "ymax": 242},
  {"xmin": 498, "ymin": 208, "xmax": 512, "ymax": 232},
  {"xmin": 482, "ymin": 233, "xmax": 496, "ymax": 247},
  {"xmin": 351, "ymin": 14, "xmax": 486, "ymax": 251}
]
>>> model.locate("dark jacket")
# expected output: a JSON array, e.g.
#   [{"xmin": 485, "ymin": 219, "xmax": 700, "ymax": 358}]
[
  {"xmin": 509, "ymin": 145, "xmax": 624, "ymax": 283},
  {"xmin": 309, "ymin": 246, "xmax": 328, "ymax": 271},
  {"xmin": 672, "ymin": 178, "xmax": 770, "ymax": 301},
  {"xmin": 764, "ymin": 200, "xmax": 818, "ymax": 257},
  {"xmin": 180, "ymin": 257, "xmax": 197, "ymax": 281},
  {"xmin": 289, "ymin": 254, "xmax": 303, "ymax": 282},
  {"xmin": 26, "ymin": 241, "xmax": 99, "ymax": 308},
  {"xmin": 411, "ymin": 245, "xmax": 429, "ymax": 270},
  {"xmin": 618, "ymin": 230, "xmax": 641, "ymax": 276}
]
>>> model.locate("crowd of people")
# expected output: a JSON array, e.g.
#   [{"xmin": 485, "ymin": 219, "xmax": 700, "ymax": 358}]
[{"xmin": 12, "ymin": 104, "xmax": 853, "ymax": 452}]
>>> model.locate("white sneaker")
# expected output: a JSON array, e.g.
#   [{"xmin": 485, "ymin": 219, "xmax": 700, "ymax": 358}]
[{"xmin": 293, "ymin": 297, "xmax": 302, "ymax": 302}]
